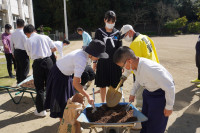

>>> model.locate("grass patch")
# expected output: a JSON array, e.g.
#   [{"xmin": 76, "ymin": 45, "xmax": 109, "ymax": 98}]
[
  {"xmin": 0, "ymin": 57, "xmax": 16, "ymax": 88},
  {"xmin": 0, "ymin": 57, "xmax": 33, "ymax": 90}
]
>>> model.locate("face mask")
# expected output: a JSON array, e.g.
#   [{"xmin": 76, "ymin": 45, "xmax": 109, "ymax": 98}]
[
  {"xmin": 106, "ymin": 23, "xmax": 115, "ymax": 29},
  {"xmin": 130, "ymin": 63, "xmax": 134, "ymax": 71},
  {"xmin": 124, "ymin": 35, "xmax": 133, "ymax": 42}
]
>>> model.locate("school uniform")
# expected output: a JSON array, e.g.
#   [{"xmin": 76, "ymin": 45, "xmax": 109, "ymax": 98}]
[
  {"xmin": 54, "ymin": 41, "xmax": 64, "ymax": 57},
  {"xmin": 131, "ymin": 58, "xmax": 175, "ymax": 133},
  {"xmin": 81, "ymin": 65, "xmax": 95, "ymax": 86},
  {"xmin": 195, "ymin": 35, "xmax": 200, "ymax": 79},
  {"xmin": 45, "ymin": 49, "xmax": 89, "ymax": 118},
  {"xmin": 130, "ymin": 32, "xmax": 160, "ymax": 109},
  {"xmin": 2, "ymin": 32, "xmax": 16, "ymax": 77},
  {"xmin": 25, "ymin": 33, "xmax": 55, "ymax": 113},
  {"xmin": 10, "ymin": 29, "xmax": 29, "ymax": 84},
  {"xmin": 94, "ymin": 28, "xmax": 122, "ymax": 88},
  {"xmin": 50, "ymin": 41, "xmax": 64, "ymax": 64}
]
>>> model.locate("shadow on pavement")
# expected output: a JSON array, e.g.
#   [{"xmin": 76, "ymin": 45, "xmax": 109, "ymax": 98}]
[
  {"xmin": 173, "ymin": 84, "xmax": 198, "ymax": 111},
  {"xmin": 168, "ymin": 99, "xmax": 200, "ymax": 133},
  {"xmin": 29, "ymin": 122, "xmax": 60, "ymax": 133},
  {"xmin": 0, "ymin": 111, "xmax": 41, "ymax": 129},
  {"xmin": 0, "ymin": 96, "xmax": 34, "ymax": 113}
]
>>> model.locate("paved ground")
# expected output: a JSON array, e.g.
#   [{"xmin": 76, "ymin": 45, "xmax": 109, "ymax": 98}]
[{"xmin": 0, "ymin": 35, "xmax": 199, "ymax": 133}]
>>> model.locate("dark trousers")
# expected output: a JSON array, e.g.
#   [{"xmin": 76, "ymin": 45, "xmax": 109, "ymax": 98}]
[
  {"xmin": 81, "ymin": 65, "xmax": 95, "ymax": 86},
  {"xmin": 50, "ymin": 52, "xmax": 56, "ymax": 64},
  {"xmin": 141, "ymin": 89, "xmax": 168, "ymax": 133},
  {"xmin": 5, "ymin": 53, "xmax": 16, "ymax": 77},
  {"xmin": 14, "ymin": 49, "xmax": 30, "ymax": 84},
  {"xmin": 33, "ymin": 57, "xmax": 53, "ymax": 113},
  {"xmin": 198, "ymin": 68, "xmax": 200, "ymax": 79}
]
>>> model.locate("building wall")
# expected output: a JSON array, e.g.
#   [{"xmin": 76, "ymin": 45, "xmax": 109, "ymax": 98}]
[
  {"xmin": 0, "ymin": 0, "xmax": 34, "ymax": 32},
  {"xmin": 0, "ymin": 0, "xmax": 34, "ymax": 46}
]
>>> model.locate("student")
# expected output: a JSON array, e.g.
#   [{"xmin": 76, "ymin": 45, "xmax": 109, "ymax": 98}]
[
  {"xmin": 50, "ymin": 39, "xmax": 70, "ymax": 64},
  {"xmin": 1, "ymin": 24, "xmax": 16, "ymax": 78},
  {"xmin": 113, "ymin": 46, "xmax": 175, "ymax": 133},
  {"xmin": 44, "ymin": 40, "xmax": 108, "ymax": 119},
  {"xmin": 93, "ymin": 10, "xmax": 122, "ymax": 102},
  {"xmin": 54, "ymin": 39, "xmax": 70, "ymax": 58},
  {"xmin": 81, "ymin": 65, "xmax": 95, "ymax": 90},
  {"xmin": 191, "ymin": 35, "xmax": 200, "ymax": 86},
  {"xmin": 23, "ymin": 24, "xmax": 56, "ymax": 117},
  {"xmin": 120, "ymin": 24, "xmax": 159, "ymax": 109},
  {"xmin": 10, "ymin": 19, "xmax": 29, "ymax": 84},
  {"xmin": 77, "ymin": 27, "xmax": 92, "ymax": 46}
]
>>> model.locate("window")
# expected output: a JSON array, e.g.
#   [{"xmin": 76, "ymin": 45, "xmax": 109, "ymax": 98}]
[
  {"xmin": 13, "ymin": 15, "xmax": 19, "ymax": 29},
  {"xmin": 25, "ymin": 18, "xmax": 29, "ymax": 24},
  {"xmin": 23, "ymin": 0, "xmax": 28, "ymax": 5}
]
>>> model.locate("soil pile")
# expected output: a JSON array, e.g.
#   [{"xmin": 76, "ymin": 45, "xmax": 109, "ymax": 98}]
[
  {"xmin": 20, "ymin": 80, "xmax": 35, "ymax": 89},
  {"xmin": 86, "ymin": 104, "xmax": 137, "ymax": 123}
]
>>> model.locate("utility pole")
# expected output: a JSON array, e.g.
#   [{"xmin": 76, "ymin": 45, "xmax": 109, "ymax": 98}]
[{"xmin": 63, "ymin": 0, "xmax": 68, "ymax": 39}]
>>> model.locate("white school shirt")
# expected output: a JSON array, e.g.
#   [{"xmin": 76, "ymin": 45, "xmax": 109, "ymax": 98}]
[
  {"xmin": 54, "ymin": 41, "xmax": 63, "ymax": 57},
  {"xmin": 25, "ymin": 33, "xmax": 56, "ymax": 60},
  {"xmin": 10, "ymin": 28, "xmax": 27, "ymax": 53},
  {"xmin": 56, "ymin": 49, "xmax": 88, "ymax": 78},
  {"xmin": 131, "ymin": 57, "xmax": 175, "ymax": 110}
]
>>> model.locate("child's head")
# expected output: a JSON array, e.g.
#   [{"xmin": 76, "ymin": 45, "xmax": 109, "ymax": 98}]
[
  {"xmin": 77, "ymin": 27, "xmax": 83, "ymax": 35},
  {"xmin": 5, "ymin": 24, "xmax": 12, "ymax": 33},
  {"xmin": 104, "ymin": 10, "xmax": 116, "ymax": 29},
  {"xmin": 63, "ymin": 39, "xmax": 70, "ymax": 46}
]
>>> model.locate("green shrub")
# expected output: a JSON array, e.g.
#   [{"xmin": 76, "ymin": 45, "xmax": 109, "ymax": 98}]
[
  {"xmin": 188, "ymin": 22, "xmax": 200, "ymax": 33},
  {"xmin": 36, "ymin": 26, "xmax": 52, "ymax": 35},
  {"xmin": 164, "ymin": 16, "xmax": 188, "ymax": 34}
]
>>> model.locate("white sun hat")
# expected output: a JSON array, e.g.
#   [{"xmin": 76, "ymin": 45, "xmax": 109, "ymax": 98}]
[{"xmin": 120, "ymin": 24, "xmax": 134, "ymax": 36}]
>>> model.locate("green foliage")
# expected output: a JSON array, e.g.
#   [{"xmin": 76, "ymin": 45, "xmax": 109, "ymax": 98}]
[
  {"xmin": 43, "ymin": 27, "xmax": 52, "ymax": 32},
  {"xmin": 164, "ymin": 16, "xmax": 188, "ymax": 34},
  {"xmin": 33, "ymin": 0, "xmax": 64, "ymax": 31},
  {"xmin": 32, "ymin": 0, "xmax": 199, "ymax": 35},
  {"xmin": 197, "ymin": 12, "xmax": 200, "ymax": 20},
  {"xmin": 175, "ymin": 0, "xmax": 197, "ymax": 21},
  {"xmin": 188, "ymin": 22, "xmax": 200, "ymax": 33},
  {"xmin": 175, "ymin": 16, "xmax": 188, "ymax": 28}
]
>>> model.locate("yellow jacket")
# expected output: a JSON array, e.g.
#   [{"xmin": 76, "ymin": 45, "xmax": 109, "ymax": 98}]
[{"xmin": 130, "ymin": 34, "xmax": 159, "ymax": 63}]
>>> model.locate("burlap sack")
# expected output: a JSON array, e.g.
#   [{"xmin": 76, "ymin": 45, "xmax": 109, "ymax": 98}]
[{"xmin": 58, "ymin": 93, "xmax": 85, "ymax": 133}]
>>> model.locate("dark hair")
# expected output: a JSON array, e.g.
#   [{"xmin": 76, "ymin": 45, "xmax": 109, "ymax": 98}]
[
  {"xmin": 63, "ymin": 39, "xmax": 70, "ymax": 44},
  {"xmin": 23, "ymin": 24, "xmax": 35, "ymax": 34},
  {"xmin": 5, "ymin": 24, "xmax": 12, "ymax": 30},
  {"xmin": 113, "ymin": 46, "xmax": 136, "ymax": 64},
  {"xmin": 104, "ymin": 10, "xmax": 116, "ymax": 23},
  {"xmin": 77, "ymin": 27, "xmax": 83, "ymax": 32},
  {"xmin": 17, "ymin": 19, "xmax": 25, "ymax": 28}
]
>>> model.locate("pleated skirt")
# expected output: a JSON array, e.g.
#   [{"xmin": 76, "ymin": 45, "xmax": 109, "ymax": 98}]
[
  {"xmin": 95, "ymin": 58, "xmax": 122, "ymax": 88},
  {"xmin": 45, "ymin": 65, "xmax": 75, "ymax": 118}
]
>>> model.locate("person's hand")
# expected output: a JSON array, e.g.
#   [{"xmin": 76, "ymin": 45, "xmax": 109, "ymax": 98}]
[
  {"xmin": 87, "ymin": 95, "xmax": 94, "ymax": 105},
  {"xmin": 164, "ymin": 109, "xmax": 173, "ymax": 117},
  {"xmin": 129, "ymin": 95, "xmax": 135, "ymax": 102},
  {"xmin": 93, "ymin": 63, "xmax": 97, "ymax": 72},
  {"xmin": 55, "ymin": 55, "xmax": 57, "ymax": 59},
  {"xmin": 4, "ymin": 45, "xmax": 9, "ymax": 51}
]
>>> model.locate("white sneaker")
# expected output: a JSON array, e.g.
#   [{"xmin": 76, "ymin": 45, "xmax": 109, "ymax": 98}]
[
  {"xmin": 195, "ymin": 92, "xmax": 200, "ymax": 96},
  {"xmin": 34, "ymin": 110, "xmax": 47, "ymax": 117}
]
